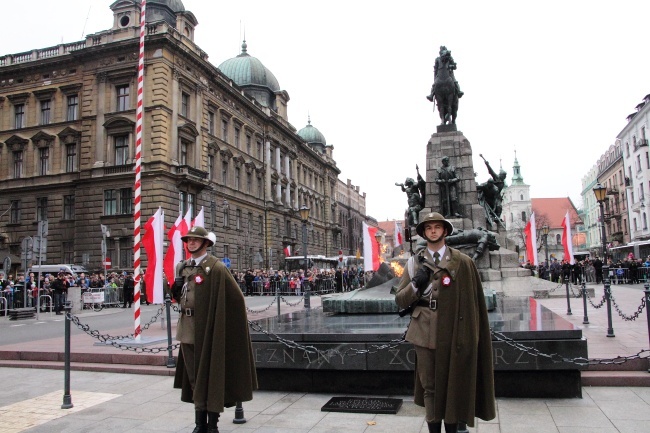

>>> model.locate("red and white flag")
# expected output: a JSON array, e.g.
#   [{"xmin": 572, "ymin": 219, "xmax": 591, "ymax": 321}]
[
  {"xmin": 524, "ymin": 212, "xmax": 538, "ymax": 265},
  {"xmin": 393, "ymin": 220, "xmax": 403, "ymax": 248},
  {"xmin": 363, "ymin": 221, "xmax": 380, "ymax": 271},
  {"xmin": 181, "ymin": 209, "xmax": 192, "ymax": 259},
  {"xmin": 192, "ymin": 206, "xmax": 204, "ymax": 229},
  {"xmin": 142, "ymin": 207, "xmax": 165, "ymax": 304},
  {"xmin": 561, "ymin": 211, "xmax": 575, "ymax": 264},
  {"xmin": 163, "ymin": 213, "xmax": 185, "ymax": 285},
  {"xmin": 283, "ymin": 245, "xmax": 291, "ymax": 256}
]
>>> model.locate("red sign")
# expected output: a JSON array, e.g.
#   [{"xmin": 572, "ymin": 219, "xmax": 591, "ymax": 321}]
[
  {"xmin": 103, "ymin": 259, "xmax": 112, "ymax": 269},
  {"xmin": 338, "ymin": 250, "xmax": 343, "ymax": 262}
]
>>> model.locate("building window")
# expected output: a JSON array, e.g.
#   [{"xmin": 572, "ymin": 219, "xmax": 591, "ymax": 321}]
[
  {"xmin": 221, "ymin": 160, "xmax": 228, "ymax": 185},
  {"xmin": 10, "ymin": 200, "xmax": 20, "ymax": 224},
  {"xmin": 223, "ymin": 244, "xmax": 229, "ymax": 258},
  {"xmin": 67, "ymin": 95, "xmax": 78, "ymax": 121},
  {"xmin": 62, "ymin": 241, "xmax": 74, "ymax": 264},
  {"xmin": 286, "ymin": 219, "xmax": 291, "ymax": 237},
  {"xmin": 180, "ymin": 142, "xmax": 188, "ymax": 165},
  {"xmin": 247, "ymin": 172, "xmax": 252, "ymax": 194},
  {"xmin": 13, "ymin": 151, "xmax": 23, "ymax": 179},
  {"xmin": 246, "ymin": 135, "xmax": 252, "ymax": 154},
  {"xmin": 14, "ymin": 103, "xmax": 25, "ymax": 129},
  {"xmin": 257, "ymin": 175, "xmax": 262, "ymax": 198},
  {"xmin": 179, "ymin": 191, "xmax": 195, "ymax": 217},
  {"xmin": 40, "ymin": 100, "xmax": 51, "ymax": 125},
  {"xmin": 259, "ymin": 215, "xmax": 263, "ymax": 235},
  {"xmin": 637, "ymin": 155, "xmax": 642, "ymax": 172},
  {"xmin": 521, "ymin": 211, "xmax": 526, "ymax": 222},
  {"xmin": 116, "ymin": 85, "xmax": 130, "ymax": 111},
  {"xmin": 236, "ymin": 209, "xmax": 241, "ymax": 230},
  {"xmin": 120, "ymin": 188, "xmax": 132, "ymax": 214},
  {"xmin": 223, "ymin": 207, "xmax": 230, "ymax": 228},
  {"xmin": 257, "ymin": 140, "xmax": 262, "ymax": 159},
  {"xmin": 38, "ymin": 147, "xmax": 49, "ymax": 176},
  {"xmin": 66, "ymin": 144, "xmax": 77, "ymax": 172},
  {"xmin": 181, "ymin": 92, "xmax": 189, "ymax": 117},
  {"xmin": 221, "ymin": 119, "xmax": 228, "ymax": 142},
  {"xmin": 208, "ymin": 111, "xmax": 215, "ymax": 135},
  {"xmin": 119, "ymin": 237, "xmax": 133, "ymax": 268},
  {"xmin": 208, "ymin": 155, "xmax": 215, "ymax": 180},
  {"xmin": 235, "ymin": 167, "xmax": 241, "ymax": 190},
  {"xmin": 104, "ymin": 190, "xmax": 117, "ymax": 215},
  {"xmin": 36, "ymin": 197, "xmax": 48, "ymax": 221},
  {"xmin": 115, "ymin": 135, "xmax": 129, "ymax": 165},
  {"xmin": 234, "ymin": 127, "xmax": 240, "ymax": 149},
  {"xmin": 63, "ymin": 195, "xmax": 75, "ymax": 220}
]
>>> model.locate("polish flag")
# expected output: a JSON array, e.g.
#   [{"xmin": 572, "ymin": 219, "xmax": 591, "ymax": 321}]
[
  {"xmin": 283, "ymin": 245, "xmax": 291, "ymax": 257},
  {"xmin": 163, "ymin": 213, "xmax": 185, "ymax": 285},
  {"xmin": 142, "ymin": 207, "xmax": 165, "ymax": 304},
  {"xmin": 561, "ymin": 211, "xmax": 575, "ymax": 264},
  {"xmin": 524, "ymin": 212, "xmax": 538, "ymax": 266},
  {"xmin": 362, "ymin": 221, "xmax": 380, "ymax": 271},
  {"xmin": 192, "ymin": 206, "xmax": 204, "ymax": 229},
  {"xmin": 394, "ymin": 220, "xmax": 403, "ymax": 248},
  {"xmin": 181, "ymin": 209, "xmax": 192, "ymax": 259}
]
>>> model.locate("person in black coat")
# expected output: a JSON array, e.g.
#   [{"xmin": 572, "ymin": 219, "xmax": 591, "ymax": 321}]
[{"xmin": 122, "ymin": 273, "xmax": 134, "ymax": 308}]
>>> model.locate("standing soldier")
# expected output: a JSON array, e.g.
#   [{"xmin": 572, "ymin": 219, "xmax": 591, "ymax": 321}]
[
  {"xmin": 394, "ymin": 212, "xmax": 495, "ymax": 432},
  {"xmin": 172, "ymin": 226, "xmax": 257, "ymax": 433}
]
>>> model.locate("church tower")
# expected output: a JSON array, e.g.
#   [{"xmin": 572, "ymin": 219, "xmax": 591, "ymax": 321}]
[{"xmin": 501, "ymin": 151, "xmax": 532, "ymax": 262}]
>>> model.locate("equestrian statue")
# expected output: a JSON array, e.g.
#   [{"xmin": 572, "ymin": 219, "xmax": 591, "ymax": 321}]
[{"xmin": 426, "ymin": 45, "xmax": 463, "ymax": 125}]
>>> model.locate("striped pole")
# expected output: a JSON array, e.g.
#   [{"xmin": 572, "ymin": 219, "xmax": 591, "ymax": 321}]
[{"xmin": 133, "ymin": 0, "xmax": 147, "ymax": 341}]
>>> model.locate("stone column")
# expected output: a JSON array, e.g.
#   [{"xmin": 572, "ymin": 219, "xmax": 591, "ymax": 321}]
[
  {"xmin": 170, "ymin": 67, "xmax": 180, "ymax": 165},
  {"xmin": 265, "ymin": 140, "xmax": 272, "ymax": 202},
  {"xmin": 94, "ymin": 72, "xmax": 106, "ymax": 166}
]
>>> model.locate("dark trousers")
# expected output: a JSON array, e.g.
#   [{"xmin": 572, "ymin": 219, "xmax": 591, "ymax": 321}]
[{"xmin": 54, "ymin": 292, "xmax": 65, "ymax": 313}]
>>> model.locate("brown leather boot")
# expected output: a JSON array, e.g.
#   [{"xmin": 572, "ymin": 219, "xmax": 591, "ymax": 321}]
[
  {"xmin": 207, "ymin": 411, "xmax": 220, "ymax": 433},
  {"xmin": 191, "ymin": 409, "xmax": 207, "ymax": 433}
]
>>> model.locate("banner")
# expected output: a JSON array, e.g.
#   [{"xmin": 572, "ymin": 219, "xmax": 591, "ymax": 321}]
[
  {"xmin": 142, "ymin": 207, "xmax": 165, "ymax": 304},
  {"xmin": 561, "ymin": 211, "xmax": 575, "ymax": 264},
  {"xmin": 362, "ymin": 221, "xmax": 380, "ymax": 271},
  {"xmin": 524, "ymin": 212, "xmax": 538, "ymax": 266}
]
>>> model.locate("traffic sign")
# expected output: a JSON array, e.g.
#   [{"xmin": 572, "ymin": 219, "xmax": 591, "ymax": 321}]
[
  {"xmin": 103, "ymin": 258, "xmax": 112, "ymax": 269},
  {"xmin": 222, "ymin": 257, "xmax": 231, "ymax": 268}
]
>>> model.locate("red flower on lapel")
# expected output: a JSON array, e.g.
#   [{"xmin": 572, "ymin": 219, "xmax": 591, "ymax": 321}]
[
  {"xmin": 194, "ymin": 275, "xmax": 204, "ymax": 285},
  {"xmin": 442, "ymin": 275, "xmax": 452, "ymax": 286}
]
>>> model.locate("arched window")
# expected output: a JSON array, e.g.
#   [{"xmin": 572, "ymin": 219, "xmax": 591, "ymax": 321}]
[
  {"xmin": 520, "ymin": 193, "xmax": 524, "ymax": 200},
  {"xmin": 556, "ymin": 234, "xmax": 561, "ymax": 244},
  {"xmin": 521, "ymin": 211, "xmax": 526, "ymax": 222}
]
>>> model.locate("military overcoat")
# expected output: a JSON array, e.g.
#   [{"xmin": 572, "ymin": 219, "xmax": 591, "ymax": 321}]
[{"xmin": 395, "ymin": 246, "xmax": 496, "ymax": 427}]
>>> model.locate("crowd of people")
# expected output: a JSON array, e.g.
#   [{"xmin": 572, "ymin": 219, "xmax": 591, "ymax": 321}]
[{"xmin": 522, "ymin": 254, "xmax": 650, "ymax": 285}]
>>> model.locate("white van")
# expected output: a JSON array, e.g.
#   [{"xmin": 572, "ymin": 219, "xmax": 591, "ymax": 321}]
[{"xmin": 30, "ymin": 264, "xmax": 89, "ymax": 278}]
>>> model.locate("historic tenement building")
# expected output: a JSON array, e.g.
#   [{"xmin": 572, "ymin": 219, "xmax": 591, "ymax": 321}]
[{"xmin": 0, "ymin": 0, "xmax": 366, "ymax": 273}]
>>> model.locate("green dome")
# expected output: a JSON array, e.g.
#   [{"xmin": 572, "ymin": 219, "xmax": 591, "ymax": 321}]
[
  {"xmin": 149, "ymin": 0, "xmax": 185, "ymax": 12},
  {"xmin": 218, "ymin": 41, "xmax": 280, "ymax": 93},
  {"xmin": 297, "ymin": 118, "xmax": 327, "ymax": 153}
]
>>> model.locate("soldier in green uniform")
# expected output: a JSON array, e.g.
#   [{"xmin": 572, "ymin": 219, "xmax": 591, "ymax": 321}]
[{"xmin": 172, "ymin": 226, "xmax": 257, "ymax": 433}]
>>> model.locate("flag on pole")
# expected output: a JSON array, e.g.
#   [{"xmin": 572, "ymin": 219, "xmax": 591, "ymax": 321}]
[
  {"xmin": 561, "ymin": 211, "xmax": 575, "ymax": 264},
  {"xmin": 393, "ymin": 220, "xmax": 403, "ymax": 248},
  {"xmin": 163, "ymin": 213, "xmax": 184, "ymax": 285},
  {"xmin": 362, "ymin": 221, "xmax": 380, "ymax": 271},
  {"xmin": 192, "ymin": 206, "xmax": 204, "ymax": 228},
  {"xmin": 142, "ymin": 207, "xmax": 165, "ymax": 304},
  {"xmin": 181, "ymin": 209, "xmax": 192, "ymax": 259},
  {"xmin": 283, "ymin": 245, "xmax": 291, "ymax": 256},
  {"xmin": 524, "ymin": 212, "xmax": 538, "ymax": 265}
]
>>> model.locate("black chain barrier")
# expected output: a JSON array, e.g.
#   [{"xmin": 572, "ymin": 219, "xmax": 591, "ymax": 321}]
[
  {"xmin": 585, "ymin": 288, "xmax": 607, "ymax": 309},
  {"xmin": 245, "ymin": 297, "xmax": 277, "ymax": 314},
  {"xmin": 280, "ymin": 296, "xmax": 305, "ymax": 307},
  {"xmin": 66, "ymin": 306, "xmax": 166, "ymax": 342},
  {"xmin": 609, "ymin": 292, "xmax": 647, "ymax": 321}
]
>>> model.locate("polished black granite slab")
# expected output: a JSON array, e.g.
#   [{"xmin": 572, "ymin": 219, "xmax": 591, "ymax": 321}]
[{"xmin": 251, "ymin": 296, "xmax": 582, "ymax": 342}]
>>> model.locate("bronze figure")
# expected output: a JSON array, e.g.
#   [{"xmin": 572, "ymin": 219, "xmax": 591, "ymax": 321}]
[
  {"xmin": 436, "ymin": 156, "xmax": 461, "ymax": 218},
  {"xmin": 426, "ymin": 46, "xmax": 462, "ymax": 125},
  {"xmin": 396, "ymin": 165, "xmax": 426, "ymax": 227}
]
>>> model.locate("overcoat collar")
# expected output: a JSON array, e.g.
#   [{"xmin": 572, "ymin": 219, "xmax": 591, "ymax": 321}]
[{"xmin": 418, "ymin": 246, "xmax": 462, "ymax": 281}]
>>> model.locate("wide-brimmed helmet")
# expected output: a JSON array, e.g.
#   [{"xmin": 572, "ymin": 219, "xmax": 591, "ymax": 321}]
[
  {"xmin": 416, "ymin": 212, "xmax": 454, "ymax": 238},
  {"xmin": 181, "ymin": 225, "xmax": 214, "ymax": 247}
]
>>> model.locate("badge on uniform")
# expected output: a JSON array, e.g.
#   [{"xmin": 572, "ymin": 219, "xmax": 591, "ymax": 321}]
[
  {"xmin": 442, "ymin": 275, "xmax": 452, "ymax": 286},
  {"xmin": 194, "ymin": 275, "xmax": 204, "ymax": 284}
]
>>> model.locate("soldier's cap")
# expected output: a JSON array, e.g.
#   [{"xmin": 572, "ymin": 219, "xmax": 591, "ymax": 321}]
[
  {"xmin": 181, "ymin": 225, "xmax": 214, "ymax": 247},
  {"xmin": 416, "ymin": 212, "xmax": 454, "ymax": 238}
]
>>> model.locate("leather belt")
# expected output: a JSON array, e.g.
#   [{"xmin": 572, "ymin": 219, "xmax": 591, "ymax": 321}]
[
  {"xmin": 182, "ymin": 308, "xmax": 194, "ymax": 316},
  {"xmin": 416, "ymin": 298, "xmax": 437, "ymax": 310}
]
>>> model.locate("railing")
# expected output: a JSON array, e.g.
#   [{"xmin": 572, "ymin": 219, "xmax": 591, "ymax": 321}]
[
  {"xmin": 248, "ymin": 279, "xmax": 336, "ymax": 296},
  {"xmin": 0, "ymin": 41, "xmax": 87, "ymax": 67},
  {"xmin": 0, "ymin": 296, "xmax": 7, "ymax": 317},
  {"xmin": 104, "ymin": 164, "xmax": 135, "ymax": 175}
]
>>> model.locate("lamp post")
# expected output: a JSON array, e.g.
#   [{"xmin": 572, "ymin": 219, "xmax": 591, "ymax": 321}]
[
  {"xmin": 593, "ymin": 182, "xmax": 615, "ymax": 337},
  {"xmin": 542, "ymin": 225, "xmax": 550, "ymax": 277},
  {"xmin": 299, "ymin": 205, "xmax": 310, "ymax": 309}
]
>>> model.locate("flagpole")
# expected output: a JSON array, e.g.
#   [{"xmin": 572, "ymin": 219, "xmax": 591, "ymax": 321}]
[{"xmin": 133, "ymin": 0, "xmax": 147, "ymax": 342}]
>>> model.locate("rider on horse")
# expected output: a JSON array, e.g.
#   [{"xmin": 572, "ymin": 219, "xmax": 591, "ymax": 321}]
[{"xmin": 427, "ymin": 46, "xmax": 464, "ymax": 101}]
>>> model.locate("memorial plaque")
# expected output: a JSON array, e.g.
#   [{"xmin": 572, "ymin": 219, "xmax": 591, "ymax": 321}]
[{"xmin": 321, "ymin": 396, "xmax": 403, "ymax": 414}]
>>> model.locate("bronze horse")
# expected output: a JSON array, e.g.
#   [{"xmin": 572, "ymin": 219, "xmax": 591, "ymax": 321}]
[{"xmin": 433, "ymin": 55, "xmax": 458, "ymax": 125}]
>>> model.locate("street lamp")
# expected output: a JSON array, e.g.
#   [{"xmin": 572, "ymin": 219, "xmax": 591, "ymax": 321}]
[
  {"xmin": 593, "ymin": 182, "xmax": 615, "ymax": 337},
  {"xmin": 593, "ymin": 183, "xmax": 608, "ymax": 261},
  {"xmin": 299, "ymin": 205, "xmax": 311, "ymax": 309},
  {"xmin": 542, "ymin": 225, "xmax": 550, "ymax": 272}
]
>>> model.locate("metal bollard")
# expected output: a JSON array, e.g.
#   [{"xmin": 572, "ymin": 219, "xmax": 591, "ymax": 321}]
[
  {"xmin": 165, "ymin": 294, "xmax": 176, "ymax": 368},
  {"xmin": 603, "ymin": 266, "xmax": 615, "ymax": 337},
  {"xmin": 304, "ymin": 281, "xmax": 311, "ymax": 309},
  {"xmin": 233, "ymin": 401, "xmax": 246, "ymax": 424},
  {"xmin": 643, "ymin": 280, "xmax": 650, "ymax": 373},
  {"xmin": 62, "ymin": 301, "xmax": 73, "ymax": 409},
  {"xmin": 276, "ymin": 282, "xmax": 281, "ymax": 320},
  {"xmin": 581, "ymin": 278, "xmax": 589, "ymax": 324},
  {"xmin": 564, "ymin": 280, "xmax": 573, "ymax": 315}
]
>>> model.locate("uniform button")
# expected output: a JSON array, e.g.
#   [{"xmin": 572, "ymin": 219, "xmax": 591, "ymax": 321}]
[
  {"xmin": 434, "ymin": 288, "xmax": 438, "ymax": 291},
  {"xmin": 459, "ymin": 316, "xmax": 463, "ymax": 320}
]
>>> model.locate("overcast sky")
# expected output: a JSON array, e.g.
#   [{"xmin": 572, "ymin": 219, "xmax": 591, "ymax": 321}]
[{"xmin": 3, "ymin": 0, "xmax": 649, "ymax": 221}]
